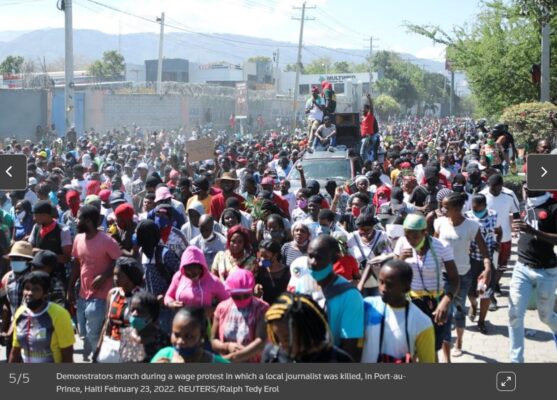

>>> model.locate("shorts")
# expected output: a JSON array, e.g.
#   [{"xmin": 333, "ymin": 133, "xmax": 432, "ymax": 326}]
[
  {"xmin": 468, "ymin": 257, "xmax": 495, "ymax": 299},
  {"xmin": 497, "ymin": 241, "xmax": 512, "ymax": 270}
]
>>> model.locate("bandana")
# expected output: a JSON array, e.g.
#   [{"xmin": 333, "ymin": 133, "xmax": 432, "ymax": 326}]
[{"xmin": 39, "ymin": 220, "xmax": 57, "ymax": 239}]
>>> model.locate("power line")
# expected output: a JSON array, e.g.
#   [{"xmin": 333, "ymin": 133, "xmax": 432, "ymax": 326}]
[{"xmin": 83, "ymin": 0, "xmax": 297, "ymax": 48}]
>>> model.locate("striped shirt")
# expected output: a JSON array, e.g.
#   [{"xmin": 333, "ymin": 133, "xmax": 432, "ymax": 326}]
[
  {"xmin": 393, "ymin": 236, "xmax": 454, "ymax": 297},
  {"xmin": 281, "ymin": 241, "xmax": 307, "ymax": 269},
  {"xmin": 465, "ymin": 209, "xmax": 499, "ymax": 261}
]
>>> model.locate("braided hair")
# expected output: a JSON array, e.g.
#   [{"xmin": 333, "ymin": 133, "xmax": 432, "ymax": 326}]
[{"xmin": 265, "ymin": 292, "xmax": 331, "ymax": 359}]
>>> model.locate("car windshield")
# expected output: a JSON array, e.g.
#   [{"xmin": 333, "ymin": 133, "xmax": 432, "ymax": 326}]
[{"xmin": 289, "ymin": 159, "xmax": 351, "ymax": 181}]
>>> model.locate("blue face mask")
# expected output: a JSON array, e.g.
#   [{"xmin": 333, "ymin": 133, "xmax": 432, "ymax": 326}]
[
  {"xmin": 155, "ymin": 215, "xmax": 171, "ymax": 229},
  {"xmin": 260, "ymin": 259, "xmax": 273, "ymax": 269},
  {"xmin": 473, "ymin": 209, "xmax": 488, "ymax": 219},
  {"xmin": 175, "ymin": 345, "xmax": 198, "ymax": 359},
  {"xmin": 129, "ymin": 315, "xmax": 150, "ymax": 332},
  {"xmin": 319, "ymin": 226, "xmax": 331, "ymax": 236},
  {"xmin": 310, "ymin": 263, "xmax": 333, "ymax": 282}
]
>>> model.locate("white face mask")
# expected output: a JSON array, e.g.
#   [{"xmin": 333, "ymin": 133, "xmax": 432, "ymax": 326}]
[
  {"xmin": 17, "ymin": 211, "xmax": 26, "ymax": 220},
  {"xmin": 11, "ymin": 261, "xmax": 29, "ymax": 273}
]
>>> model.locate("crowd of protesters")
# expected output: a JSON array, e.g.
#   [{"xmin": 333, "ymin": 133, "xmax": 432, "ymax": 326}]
[{"xmin": 0, "ymin": 87, "xmax": 556, "ymax": 364}]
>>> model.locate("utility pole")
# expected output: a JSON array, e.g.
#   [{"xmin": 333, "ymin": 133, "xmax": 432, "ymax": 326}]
[
  {"xmin": 156, "ymin": 12, "xmax": 165, "ymax": 96},
  {"xmin": 450, "ymin": 70, "xmax": 455, "ymax": 116},
  {"xmin": 61, "ymin": 0, "xmax": 74, "ymax": 133},
  {"xmin": 540, "ymin": 14, "xmax": 550, "ymax": 102},
  {"xmin": 273, "ymin": 48, "xmax": 280, "ymax": 93},
  {"xmin": 292, "ymin": 2, "xmax": 315, "ymax": 129}
]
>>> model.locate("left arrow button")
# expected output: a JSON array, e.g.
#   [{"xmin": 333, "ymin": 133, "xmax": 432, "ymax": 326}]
[{"xmin": 5, "ymin": 166, "xmax": 12, "ymax": 178}]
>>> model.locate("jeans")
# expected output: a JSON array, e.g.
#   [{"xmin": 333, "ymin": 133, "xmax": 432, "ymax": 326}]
[
  {"xmin": 313, "ymin": 137, "xmax": 336, "ymax": 150},
  {"xmin": 442, "ymin": 269, "xmax": 473, "ymax": 341},
  {"xmin": 360, "ymin": 134, "xmax": 379, "ymax": 162},
  {"xmin": 508, "ymin": 262, "xmax": 557, "ymax": 363},
  {"xmin": 77, "ymin": 297, "xmax": 107, "ymax": 358}
]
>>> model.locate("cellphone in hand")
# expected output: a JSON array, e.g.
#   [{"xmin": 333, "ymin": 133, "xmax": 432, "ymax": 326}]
[{"xmin": 513, "ymin": 212, "xmax": 521, "ymax": 221}]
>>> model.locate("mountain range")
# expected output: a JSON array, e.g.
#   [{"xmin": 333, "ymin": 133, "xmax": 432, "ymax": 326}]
[{"xmin": 0, "ymin": 28, "xmax": 466, "ymax": 90}]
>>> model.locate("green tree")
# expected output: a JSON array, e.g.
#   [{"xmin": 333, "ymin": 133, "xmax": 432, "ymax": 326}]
[
  {"xmin": 87, "ymin": 50, "xmax": 125, "ymax": 81},
  {"xmin": 332, "ymin": 61, "xmax": 351, "ymax": 73},
  {"xmin": 304, "ymin": 57, "xmax": 333, "ymax": 74},
  {"xmin": 501, "ymin": 101, "xmax": 557, "ymax": 150},
  {"xmin": 0, "ymin": 55, "xmax": 24, "ymax": 74},
  {"xmin": 374, "ymin": 94, "xmax": 401, "ymax": 118},
  {"xmin": 247, "ymin": 56, "xmax": 272, "ymax": 63},
  {"xmin": 284, "ymin": 63, "xmax": 298, "ymax": 72},
  {"xmin": 405, "ymin": 0, "xmax": 557, "ymax": 118}
]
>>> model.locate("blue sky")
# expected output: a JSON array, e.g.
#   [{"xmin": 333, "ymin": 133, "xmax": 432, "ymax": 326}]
[{"xmin": 0, "ymin": 0, "xmax": 483, "ymax": 60}]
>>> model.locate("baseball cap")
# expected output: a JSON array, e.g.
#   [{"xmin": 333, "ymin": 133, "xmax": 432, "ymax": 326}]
[
  {"xmin": 109, "ymin": 191, "xmax": 126, "ymax": 207},
  {"xmin": 30, "ymin": 250, "xmax": 58, "ymax": 269},
  {"xmin": 261, "ymin": 177, "xmax": 275, "ymax": 186}
]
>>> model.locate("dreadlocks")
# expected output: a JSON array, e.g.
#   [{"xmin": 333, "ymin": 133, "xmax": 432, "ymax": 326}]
[{"xmin": 265, "ymin": 292, "xmax": 331, "ymax": 359}]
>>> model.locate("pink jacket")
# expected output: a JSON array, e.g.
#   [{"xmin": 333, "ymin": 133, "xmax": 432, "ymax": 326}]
[{"xmin": 164, "ymin": 246, "xmax": 230, "ymax": 308}]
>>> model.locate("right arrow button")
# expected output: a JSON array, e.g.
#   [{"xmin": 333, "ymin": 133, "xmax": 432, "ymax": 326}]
[{"xmin": 541, "ymin": 166, "xmax": 548, "ymax": 178}]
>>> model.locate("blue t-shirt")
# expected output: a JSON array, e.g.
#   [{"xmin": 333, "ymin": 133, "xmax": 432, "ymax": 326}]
[{"xmin": 325, "ymin": 276, "xmax": 364, "ymax": 346}]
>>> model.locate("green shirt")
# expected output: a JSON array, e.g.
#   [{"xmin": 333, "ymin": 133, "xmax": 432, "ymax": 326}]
[{"xmin": 151, "ymin": 347, "xmax": 229, "ymax": 364}]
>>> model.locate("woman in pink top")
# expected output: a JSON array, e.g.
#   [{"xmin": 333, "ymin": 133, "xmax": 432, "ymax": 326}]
[{"xmin": 164, "ymin": 246, "xmax": 229, "ymax": 317}]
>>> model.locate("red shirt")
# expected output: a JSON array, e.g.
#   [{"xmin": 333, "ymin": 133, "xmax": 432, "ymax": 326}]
[
  {"xmin": 360, "ymin": 112, "xmax": 376, "ymax": 137},
  {"xmin": 333, "ymin": 255, "xmax": 360, "ymax": 281},
  {"xmin": 210, "ymin": 193, "xmax": 246, "ymax": 220}
]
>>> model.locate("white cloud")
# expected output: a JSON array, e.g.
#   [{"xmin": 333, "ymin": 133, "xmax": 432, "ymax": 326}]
[{"xmin": 414, "ymin": 45, "xmax": 446, "ymax": 61}]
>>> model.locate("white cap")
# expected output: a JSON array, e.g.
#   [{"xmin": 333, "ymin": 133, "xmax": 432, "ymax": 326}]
[{"xmin": 28, "ymin": 177, "xmax": 38, "ymax": 186}]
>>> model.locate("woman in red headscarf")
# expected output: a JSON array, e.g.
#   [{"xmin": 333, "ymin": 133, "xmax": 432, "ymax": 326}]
[
  {"xmin": 373, "ymin": 186, "xmax": 392, "ymax": 209},
  {"xmin": 210, "ymin": 225, "xmax": 258, "ymax": 282}
]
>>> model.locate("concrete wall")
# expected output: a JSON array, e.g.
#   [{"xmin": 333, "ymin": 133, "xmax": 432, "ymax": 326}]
[{"xmin": 0, "ymin": 89, "xmax": 47, "ymax": 141}]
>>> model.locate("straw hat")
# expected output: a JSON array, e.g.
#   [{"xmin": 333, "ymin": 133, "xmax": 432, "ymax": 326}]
[{"xmin": 8, "ymin": 241, "xmax": 34, "ymax": 260}]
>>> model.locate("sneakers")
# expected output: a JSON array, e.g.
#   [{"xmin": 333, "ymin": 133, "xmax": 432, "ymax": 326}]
[{"xmin": 489, "ymin": 296, "xmax": 498, "ymax": 312}]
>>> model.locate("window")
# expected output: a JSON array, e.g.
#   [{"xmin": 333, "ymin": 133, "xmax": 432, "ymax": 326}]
[{"xmin": 299, "ymin": 84, "xmax": 309, "ymax": 95}]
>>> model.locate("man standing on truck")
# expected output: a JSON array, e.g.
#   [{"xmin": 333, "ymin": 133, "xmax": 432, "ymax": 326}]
[
  {"xmin": 306, "ymin": 86, "xmax": 326, "ymax": 145},
  {"xmin": 360, "ymin": 93, "xmax": 380, "ymax": 162}
]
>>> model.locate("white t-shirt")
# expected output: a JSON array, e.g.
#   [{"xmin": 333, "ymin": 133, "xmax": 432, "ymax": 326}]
[
  {"xmin": 362, "ymin": 297, "xmax": 434, "ymax": 363},
  {"xmin": 480, "ymin": 188, "xmax": 519, "ymax": 242},
  {"xmin": 434, "ymin": 217, "xmax": 479, "ymax": 275},
  {"xmin": 393, "ymin": 236, "xmax": 453, "ymax": 294}
]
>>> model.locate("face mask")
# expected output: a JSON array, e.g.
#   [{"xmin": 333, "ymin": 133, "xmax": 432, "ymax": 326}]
[
  {"xmin": 319, "ymin": 226, "xmax": 331, "ymax": 235},
  {"xmin": 413, "ymin": 237, "xmax": 426, "ymax": 251},
  {"xmin": 260, "ymin": 259, "xmax": 273, "ymax": 269},
  {"xmin": 377, "ymin": 198, "xmax": 388, "ymax": 207},
  {"xmin": 129, "ymin": 315, "xmax": 150, "ymax": 332},
  {"xmin": 25, "ymin": 297, "xmax": 44, "ymax": 310},
  {"xmin": 473, "ymin": 209, "xmax": 488, "ymax": 219},
  {"xmin": 175, "ymin": 345, "xmax": 198, "ymax": 359},
  {"xmin": 487, "ymin": 139, "xmax": 495, "ymax": 146},
  {"xmin": 233, "ymin": 296, "xmax": 253, "ymax": 309},
  {"xmin": 352, "ymin": 206, "xmax": 361, "ymax": 218},
  {"xmin": 439, "ymin": 207, "xmax": 448, "ymax": 216},
  {"xmin": 155, "ymin": 215, "xmax": 171, "ymax": 229},
  {"xmin": 297, "ymin": 199, "xmax": 308, "ymax": 209},
  {"xmin": 11, "ymin": 261, "xmax": 29, "ymax": 273},
  {"xmin": 310, "ymin": 263, "xmax": 333, "ymax": 282},
  {"xmin": 452, "ymin": 183, "xmax": 464, "ymax": 193},
  {"xmin": 17, "ymin": 211, "xmax": 26, "ymax": 220}
]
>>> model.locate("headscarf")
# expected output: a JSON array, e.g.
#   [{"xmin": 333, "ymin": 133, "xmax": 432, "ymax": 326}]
[
  {"xmin": 373, "ymin": 186, "xmax": 392, "ymax": 207},
  {"xmin": 65, "ymin": 190, "xmax": 80, "ymax": 217},
  {"xmin": 86, "ymin": 180, "xmax": 101, "ymax": 196},
  {"xmin": 136, "ymin": 219, "xmax": 161, "ymax": 259},
  {"xmin": 226, "ymin": 224, "xmax": 252, "ymax": 254},
  {"xmin": 436, "ymin": 188, "xmax": 453, "ymax": 203}
]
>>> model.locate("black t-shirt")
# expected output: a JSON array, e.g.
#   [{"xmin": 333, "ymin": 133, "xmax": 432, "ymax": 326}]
[
  {"xmin": 262, "ymin": 343, "xmax": 354, "ymax": 363},
  {"xmin": 255, "ymin": 266, "xmax": 291, "ymax": 305},
  {"xmin": 518, "ymin": 199, "xmax": 557, "ymax": 268}
]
